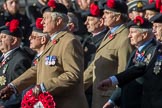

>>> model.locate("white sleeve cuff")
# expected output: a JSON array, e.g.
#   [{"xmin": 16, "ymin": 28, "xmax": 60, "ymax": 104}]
[
  {"xmin": 108, "ymin": 99, "xmax": 115, "ymax": 106},
  {"xmin": 40, "ymin": 83, "xmax": 46, "ymax": 93},
  {"xmin": 109, "ymin": 76, "xmax": 119, "ymax": 86},
  {"xmin": 9, "ymin": 83, "xmax": 17, "ymax": 94}
]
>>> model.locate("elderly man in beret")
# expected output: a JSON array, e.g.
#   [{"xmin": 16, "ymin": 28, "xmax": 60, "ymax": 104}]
[
  {"xmin": 150, "ymin": 13, "xmax": 162, "ymax": 42},
  {"xmin": 98, "ymin": 16, "xmax": 161, "ymax": 108},
  {"xmin": 29, "ymin": 18, "xmax": 50, "ymax": 66},
  {"xmin": 0, "ymin": 0, "xmax": 89, "ymax": 108},
  {"xmin": 143, "ymin": 0, "xmax": 160, "ymax": 20},
  {"xmin": 83, "ymin": 0, "xmax": 133, "ymax": 108},
  {"xmin": 0, "ymin": 19, "xmax": 33, "ymax": 107},
  {"xmin": 83, "ymin": 1, "xmax": 108, "ymax": 107}
]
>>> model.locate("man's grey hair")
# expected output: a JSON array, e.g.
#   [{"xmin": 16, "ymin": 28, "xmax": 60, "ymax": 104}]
[
  {"xmin": 51, "ymin": 12, "xmax": 69, "ymax": 28},
  {"xmin": 67, "ymin": 12, "xmax": 79, "ymax": 32}
]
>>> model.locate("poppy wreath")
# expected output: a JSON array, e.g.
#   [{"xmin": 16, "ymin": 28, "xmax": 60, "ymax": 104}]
[{"xmin": 21, "ymin": 89, "xmax": 56, "ymax": 108}]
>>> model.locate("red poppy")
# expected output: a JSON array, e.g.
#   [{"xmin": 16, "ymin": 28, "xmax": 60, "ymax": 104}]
[
  {"xmin": 7, "ymin": 19, "xmax": 19, "ymax": 32},
  {"xmin": 134, "ymin": 16, "xmax": 144, "ymax": 26},
  {"xmin": 160, "ymin": 6, "xmax": 162, "ymax": 13},
  {"xmin": 36, "ymin": 18, "xmax": 43, "ymax": 30},
  {"xmin": 48, "ymin": 0, "xmax": 56, "ymax": 9},
  {"xmin": 107, "ymin": 0, "xmax": 115, "ymax": 8},
  {"xmin": 21, "ymin": 89, "xmax": 56, "ymax": 108},
  {"xmin": 108, "ymin": 34, "xmax": 114, "ymax": 40},
  {"xmin": 155, "ymin": 0, "xmax": 161, "ymax": 9},
  {"xmin": 52, "ymin": 39, "xmax": 57, "ymax": 44},
  {"xmin": 149, "ymin": 0, "xmax": 154, "ymax": 4},
  {"xmin": 90, "ymin": 3, "xmax": 100, "ymax": 17},
  {"xmin": 5, "ymin": 22, "xmax": 10, "ymax": 26}
]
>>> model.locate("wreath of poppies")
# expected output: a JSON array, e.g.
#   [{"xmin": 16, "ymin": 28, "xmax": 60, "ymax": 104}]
[{"xmin": 21, "ymin": 89, "xmax": 56, "ymax": 108}]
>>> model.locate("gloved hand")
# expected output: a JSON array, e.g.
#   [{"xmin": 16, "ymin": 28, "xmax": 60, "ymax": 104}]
[
  {"xmin": 0, "ymin": 85, "xmax": 14, "ymax": 100},
  {"xmin": 32, "ymin": 85, "xmax": 42, "ymax": 97}
]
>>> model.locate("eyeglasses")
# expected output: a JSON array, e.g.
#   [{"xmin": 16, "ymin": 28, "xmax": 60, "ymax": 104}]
[{"xmin": 29, "ymin": 35, "xmax": 42, "ymax": 40}]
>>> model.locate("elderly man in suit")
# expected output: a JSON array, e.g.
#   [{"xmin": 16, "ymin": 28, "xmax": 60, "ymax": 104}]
[
  {"xmin": 98, "ymin": 16, "xmax": 160, "ymax": 108},
  {"xmin": 0, "ymin": 0, "xmax": 89, "ymax": 108},
  {"xmin": 0, "ymin": 19, "xmax": 33, "ymax": 107},
  {"xmin": 83, "ymin": 0, "xmax": 133, "ymax": 108}
]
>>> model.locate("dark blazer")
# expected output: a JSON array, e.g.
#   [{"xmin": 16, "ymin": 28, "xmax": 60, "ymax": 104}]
[
  {"xmin": 110, "ymin": 39, "xmax": 160, "ymax": 108},
  {"xmin": 25, "ymin": 1, "xmax": 43, "ymax": 24},
  {"xmin": 0, "ymin": 47, "xmax": 32, "ymax": 107},
  {"xmin": 114, "ymin": 43, "xmax": 162, "ymax": 108},
  {"xmin": 82, "ymin": 29, "xmax": 108, "ymax": 69}
]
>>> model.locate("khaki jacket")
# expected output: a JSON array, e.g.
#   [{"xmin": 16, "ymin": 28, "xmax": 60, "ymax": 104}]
[
  {"xmin": 12, "ymin": 31, "xmax": 88, "ymax": 108},
  {"xmin": 84, "ymin": 24, "xmax": 134, "ymax": 108}
]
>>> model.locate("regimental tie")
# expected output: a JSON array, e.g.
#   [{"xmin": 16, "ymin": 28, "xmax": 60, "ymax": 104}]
[{"xmin": 32, "ymin": 55, "xmax": 40, "ymax": 66}]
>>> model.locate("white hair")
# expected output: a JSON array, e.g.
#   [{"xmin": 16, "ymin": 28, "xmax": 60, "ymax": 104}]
[{"xmin": 50, "ymin": 12, "xmax": 69, "ymax": 27}]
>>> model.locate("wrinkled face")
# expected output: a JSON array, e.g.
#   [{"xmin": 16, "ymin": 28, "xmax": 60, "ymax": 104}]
[
  {"xmin": 42, "ymin": 12, "xmax": 56, "ymax": 34},
  {"xmin": 29, "ymin": 31, "xmax": 43, "ymax": 50},
  {"xmin": 128, "ymin": 28, "xmax": 143, "ymax": 46},
  {"xmin": 145, "ymin": 10, "xmax": 157, "ymax": 20},
  {"xmin": 4, "ymin": 0, "xmax": 19, "ymax": 15},
  {"xmin": 102, "ymin": 10, "xmax": 117, "ymax": 27},
  {"xmin": 153, "ymin": 23, "xmax": 162, "ymax": 41},
  {"xmin": 0, "ymin": 33, "xmax": 13, "ymax": 53},
  {"xmin": 84, "ymin": 16, "xmax": 100, "ymax": 33}
]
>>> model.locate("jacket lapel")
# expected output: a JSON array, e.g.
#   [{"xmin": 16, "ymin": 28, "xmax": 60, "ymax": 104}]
[
  {"xmin": 40, "ymin": 31, "xmax": 68, "ymax": 57},
  {"xmin": 97, "ymin": 24, "xmax": 126, "ymax": 52}
]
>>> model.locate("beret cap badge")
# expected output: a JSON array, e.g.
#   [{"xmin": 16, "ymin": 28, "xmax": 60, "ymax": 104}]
[
  {"xmin": 36, "ymin": 18, "xmax": 43, "ymax": 30},
  {"xmin": 6, "ymin": 19, "xmax": 19, "ymax": 33},
  {"xmin": 90, "ymin": 2, "xmax": 100, "ymax": 17},
  {"xmin": 47, "ymin": 0, "xmax": 56, "ymax": 11},
  {"xmin": 107, "ymin": 0, "xmax": 115, "ymax": 8},
  {"xmin": 137, "ymin": 2, "xmax": 143, "ymax": 8},
  {"xmin": 134, "ymin": 16, "xmax": 144, "ymax": 26}
]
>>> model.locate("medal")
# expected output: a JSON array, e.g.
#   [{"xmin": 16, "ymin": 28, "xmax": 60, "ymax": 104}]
[
  {"xmin": 153, "ymin": 56, "xmax": 162, "ymax": 75},
  {"xmin": 45, "ymin": 56, "xmax": 57, "ymax": 66},
  {"xmin": 0, "ymin": 75, "xmax": 6, "ymax": 86},
  {"xmin": 2, "ymin": 64, "xmax": 8, "ymax": 74}
]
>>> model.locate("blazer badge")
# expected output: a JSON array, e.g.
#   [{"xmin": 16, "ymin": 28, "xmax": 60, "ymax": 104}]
[{"xmin": 45, "ymin": 56, "xmax": 57, "ymax": 66}]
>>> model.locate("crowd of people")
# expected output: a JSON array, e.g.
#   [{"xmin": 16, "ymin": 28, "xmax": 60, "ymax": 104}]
[{"xmin": 0, "ymin": 0, "xmax": 162, "ymax": 108}]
